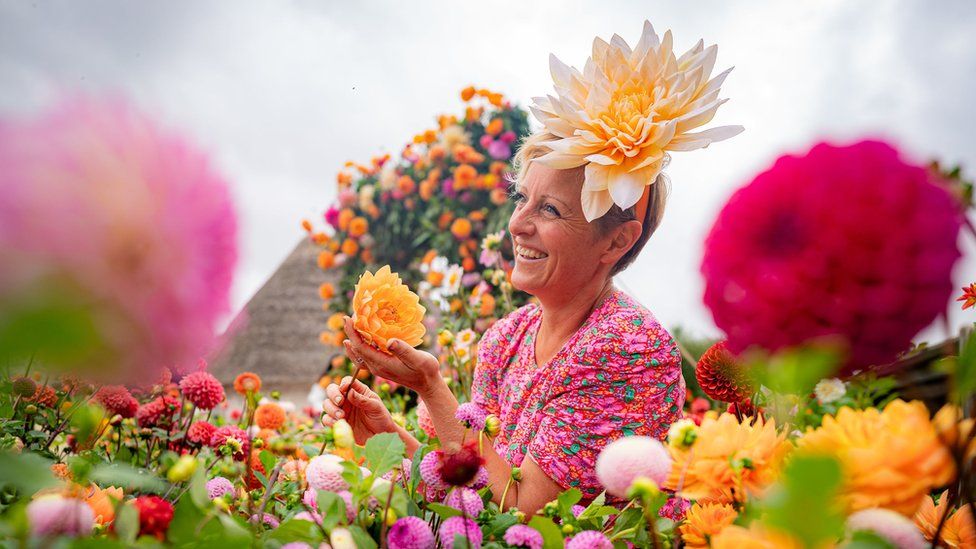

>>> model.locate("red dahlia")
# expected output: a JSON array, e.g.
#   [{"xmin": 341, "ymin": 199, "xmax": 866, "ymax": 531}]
[
  {"xmin": 438, "ymin": 441, "xmax": 484, "ymax": 486},
  {"xmin": 209, "ymin": 425, "xmax": 250, "ymax": 460},
  {"xmin": 178, "ymin": 371, "xmax": 225, "ymax": 410},
  {"xmin": 136, "ymin": 395, "xmax": 179, "ymax": 428},
  {"xmin": 95, "ymin": 385, "xmax": 139, "ymax": 418},
  {"xmin": 695, "ymin": 341, "xmax": 753, "ymax": 403},
  {"xmin": 132, "ymin": 495, "xmax": 174, "ymax": 540},
  {"xmin": 186, "ymin": 421, "xmax": 217, "ymax": 446}
]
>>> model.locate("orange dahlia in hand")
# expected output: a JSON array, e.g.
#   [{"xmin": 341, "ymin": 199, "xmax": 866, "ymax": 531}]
[
  {"xmin": 352, "ymin": 265, "xmax": 426, "ymax": 354},
  {"xmin": 796, "ymin": 399, "xmax": 954, "ymax": 516},
  {"xmin": 664, "ymin": 413, "xmax": 790, "ymax": 504}
]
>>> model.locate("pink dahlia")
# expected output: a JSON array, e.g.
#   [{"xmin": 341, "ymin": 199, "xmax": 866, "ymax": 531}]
[
  {"xmin": 209, "ymin": 425, "xmax": 250, "ymax": 460},
  {"xmin": 417, "ymin": 399, "xmax": 437, "ymax": 438},
  {"xmin": 419, "ymin": 450, "xmax": 448, "ymax": 491},
  {"xmin": 302, "ymin": 488, "xmax": 356, "ymax": 523},
  {"xmin": 304, "ymin": 454, "xmax": 348, "ymax": 492},
  {"xmin": 847, "ymin": 508, "xmax": 926, "ymax": 549},
  {"xmin": 595, "ymin": 436, "xmax": 672, "ymax": 498},
  {"xmin": 470, "ymin": 465, "xmax": 489, "ymax": 490},
  {"xmin": 566, "ymin": 530, "xmax": 613, "ymax": 549},
  {"xmin": 387, "ymin": 515, "xmax": 435, "ymax": 549},
  {"xmin": 455, "ymin": 402, "xmax": 488, "ymax": 431},
  {"xmin": 206, "ymin": 476, "xmax": 235, "ymax": 499},
  {"xmin": 178, "ymin": 371, "xmax": 225, "ymax": 410},
  {"xmin": 696, "ymin": 341, "xmax": 752, "ymax": 403},
  {"xmin": 27, "ymin": 494, "xmax": 94, "ymax": 537},
  {"xmin": 0, "ymin": 98, "xmax": 237, "ymax": 380},
  {"xmin": 94, "ymin": 385, "xmax": 139, "ymax": 418},
  {"xmin": 702, "ymin": 140, "xmax": 962, "ymax": 375},
  {"xmin": 187, "ymin": 421, "xmax": 217, "ymax": 446},
  {"xmin": 438, "ymin": 516, "xmax": 482, "ymax": 548},
  {"xmin": 504, "ymin": 524, "xmax": 544, "ymax": 549},
  {"xmin": 442, "ymin": 487, "xmax": 485, "ymax": 516},
  {"xmin": 136, "ymin": 395, "xmax": 180, "ymax": 428}
]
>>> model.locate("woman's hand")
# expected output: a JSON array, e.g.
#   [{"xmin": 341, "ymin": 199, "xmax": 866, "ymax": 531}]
[
  {"xmin": 321, "ymin": 376, "xmax": 396, "ymax": 446},
  {"xmin": 342, "ymin": 316, "xmax": 441, "ymax": 396}
]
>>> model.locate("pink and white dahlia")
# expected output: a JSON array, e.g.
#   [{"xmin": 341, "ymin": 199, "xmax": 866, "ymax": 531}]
[
  {"xmin": 847, "ymin": 508, "xmax": 926, "ymax": 549},
  {"xmin": 0, "ymin": 98, "xmax": 238, "ymax": 379},
  {"xmin": 27, "ymin": 495, "xmax": 94, "ymax": 537},
  {"xmin": 442, "ymin": 487, "xmax": 485, "ymax": 516},
  {"xmin": 438, "ymin": 516, "xmax": 482, "ymax": 548},
  {"xmin": 595, "ymin": 436, "xmax": 671, "ymax": 498},
  {"xmin": 419, "ymin": 450, "xmax": 448, "ymax": 491},
  {"xmin": 702, "ymin": 140, "xmax": 962, "ymax": 375},
  {"xmin": 209, "ymin": 425, "xmax": 250, "ymax": 460},
  {"xmin": 305, "ymin": 454, "xmax": 348, "ymax": 492}
]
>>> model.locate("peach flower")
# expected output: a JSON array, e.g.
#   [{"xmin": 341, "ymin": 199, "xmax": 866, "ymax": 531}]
[{"xmin": 352, "ymin": 266, "xmax": 426, "ymax": 354}]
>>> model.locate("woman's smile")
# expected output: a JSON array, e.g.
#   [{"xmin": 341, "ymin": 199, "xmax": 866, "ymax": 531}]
[{"xmin": 514, "ymin": 242, "xmax": 549, "ymax": 261}]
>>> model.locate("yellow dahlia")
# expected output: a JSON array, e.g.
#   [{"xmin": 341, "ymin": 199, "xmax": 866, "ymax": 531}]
[
  {"xmin": 352, "ymin": 265, "xmax": 426, "ymax": 354},
  {"xmin": 530, "ymin": 20, "xmax": 742, "ymax": 221},
  {"xmin": 679, "ymin": 502, "xmax": 738, "ymax": 548},
  {"xmin": 664, "ymin": 413, "xmax": 791, "ymax": 504},
  {"xmin": 796, "ymin": 399, "xmax": 954, "ymax": 516}
]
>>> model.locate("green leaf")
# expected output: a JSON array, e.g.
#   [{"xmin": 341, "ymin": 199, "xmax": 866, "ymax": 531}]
[
  {"xmin": 952, "ymin": 328, "xmax": 976, "ymax": 404},
  {"xmin": 556, "ymin": 488, "xmax": 582, "ymax": 519},
  {"xmin": 216, "ymin": 513, "xmax": 253, "ymax": 544},
  {"xmin": 842, "ymin": 530, "xmax": 896, "ymax": 549},
  {"xmin": 167, "ymin": 497, "xmax": 210, "ymax": 546},
  {"xmin": 268, "ymin": 518, "xmax": 324, "ymax": 544},
  {"xmin": 527, "ymin": 516, "xmax": 564, "ymax": 549},
  {"xmin": 427, "ymin": 502, "xmax": 463, "ymax": 519},
  {"xmin": 363, "ymin": 432, "xmax": 406, "ymax": 477},
  {"xmin": 259, "ymin": 450, "xmax": 277, "ymax": 478},
  {"xmin": 747, "ymin": 343, "xmax": 842, "ymax": 396},
  {"xmin": 89, "ymin": 462, "xmax": 165, "ymax": 493},
  {"xmin": 762, "ymin": 454, "xmax": 845, "ymax": 549},
  {"xmin": 0, "ymin": 452, "xmax": 56, "ymax": 495},
  {"xmin": 114, "ymin": 501, "xmax": 139, "ymax": 543},
  {"xmin": 316, "ymin": 490, "xmax": 347, "ymax": 530},
  {"xmin": 188, "ymin": 463, "xmax": 209, "ymax": 509},
  {"xmin": 348, "ymin": 525, "xmax": 379, "ymax": 549}
]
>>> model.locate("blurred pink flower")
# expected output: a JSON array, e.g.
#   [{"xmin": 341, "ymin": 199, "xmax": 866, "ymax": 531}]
[
  {"xmin": 701, "ymin": 140, "xmax": 961, "ymax": 375},
  {"xmin": 27, "ymin": 495, "xmax": 94, "ymax": 537},
  {"xmin": 0, "ymin": 98, "xmax": 237, "ymax": 379}
]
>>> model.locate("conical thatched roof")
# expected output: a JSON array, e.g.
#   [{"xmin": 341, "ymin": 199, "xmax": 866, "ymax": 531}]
[{"xmin": 209, "ymin": 238, "xmax": 338, "ymax": 396}]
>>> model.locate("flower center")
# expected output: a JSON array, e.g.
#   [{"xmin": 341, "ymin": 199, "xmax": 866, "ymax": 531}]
[{"xmin": 378, "ymin": 304, "xmax": 401, "ymax": 324}]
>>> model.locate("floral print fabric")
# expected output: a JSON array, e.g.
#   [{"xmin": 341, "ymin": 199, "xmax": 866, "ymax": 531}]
[{"xmin": 472, "ymin": 289, "xmax": 686, "ymax": 499}]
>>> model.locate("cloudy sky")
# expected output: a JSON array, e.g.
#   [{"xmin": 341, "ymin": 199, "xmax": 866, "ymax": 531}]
[{"xmin": 2, "ymin": 0, "xmax": 974, "ymax": 341}]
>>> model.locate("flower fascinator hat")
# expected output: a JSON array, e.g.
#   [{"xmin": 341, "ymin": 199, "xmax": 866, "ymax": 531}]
[{"xmin": 529, "ymin": 20, "xmax": 743, "ymax": 222}]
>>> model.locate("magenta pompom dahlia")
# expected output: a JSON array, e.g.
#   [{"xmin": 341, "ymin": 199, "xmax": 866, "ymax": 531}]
[
  {"xmin": 442, "ymin": 487, "xmax": 484, "ymax": 516},
  {"xmin": 387, "ymin": 516, "xmax": 435, "ymax": 549},
  {"xmin": 419, "ymin": 450, "xmax": 448, "ymax": 491},
  {"xmin": 504, "ymin": 524, "xmax": 544, "ymax": 549},
  {"xmin": 438, "ymin": 516, "xmax": 482, "ymax": 548},
  {"xmin": 702, "ymin": 140, "xmax": 962, "ymax": 375},
  {"xmin": 178, "ymin": 371, "xmax": 225, "ymax": 410},
  {"xmin": 0, "ymin": 98, "xmax": 238, "ymax": 379},
  {"xmin": 595, "ymin": 436, "xmax": 671, "ymax": 498},
  {"xmin": 206, "ymin": 476, "xmax": 234, "ymax": 500},
  {"xmin": 455, "ymin": 402, "xmax": 488, "ymax": 431},
  {"xmin": 566, "ymin": 530, "xmax": 613, "ymax": 549}
]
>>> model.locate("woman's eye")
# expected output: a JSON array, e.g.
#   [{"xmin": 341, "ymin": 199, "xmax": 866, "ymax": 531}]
[
  {"xmin": 543, "ymin": 204, "xmax": 560, "ymax": 216},
  {"xmin": 511, "ymin": 191, "xmax": 527, "ymax": 204}
]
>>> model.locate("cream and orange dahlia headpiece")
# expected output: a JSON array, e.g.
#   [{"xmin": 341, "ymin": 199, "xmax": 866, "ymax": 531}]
[{"xmin": 530, "ymin": 20, "xmax": 743, "ymax": 222}]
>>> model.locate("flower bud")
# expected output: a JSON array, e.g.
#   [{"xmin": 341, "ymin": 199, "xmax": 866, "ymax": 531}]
[
  {"xmin": 484, "ymin": 415, "xmax": 501, "ymax": 437},
  {"xmin": 330, "ymin": 526, "xmax": 356, "ymax": 549},
  {"xmin": 543, "ymin": 501, "xmax": 559, "ymax": 517},
  {"xmin": 333, "ymin": 419, "xmax": 354, "ymax": 449},
  {"xmin": 214, "ymin": 497, "xmax": 230, "ymax": 512},
  {"xmin": 626, "ymin": 476, "xmax": 660, "ymax": 501},
  {"xmin": 11, "ymin": 377, "xmax": 36, "ymax": 398},
  {"xmin": 561, "ymin": 523, "xmax": 574, "ymax": 535},
  {"xmin": 253, "ymin": 438, "xmax": 265, "ymax": 449},
  {"xmin": 384, "ymin": 508, "xmax": 397, "ymax": 527},
  {"xmin": 24, "ymin": 404, "xmax": 38, "ymax": 415},
  {"xmin": 513, "ymin": 510, "xmax": 526, "ymax": 523},
  {"xmin": 510, "ymin": 467, "xmax": 522, "ymax": 482},
  {"xmin": 271, "ymin": 390, "xmax": 281, "ymax": 400},
  {"xmin": 167, "ymin": 455, "xmax": 198, "ymax": 483},
  {"xmin": 667, "ymin": 419, "xmax": 698, "ymax": 448}
]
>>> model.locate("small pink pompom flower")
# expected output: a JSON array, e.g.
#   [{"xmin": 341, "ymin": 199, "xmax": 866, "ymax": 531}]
[
  {"xmin": 504, "ymin": 524, "xmax": 543, "ymax": 549},
  {"xmin": 305, "ymin": 454, "xmax": 348, "ymax": 492},
  {"xmin": 847, "ymin": 508, "xmax": 926, "ymax": 549},
  {"xmin": 419, "ymin": 450, "xmax": 448, "ymax": 491},
  {"xmin": 178, "ymin": 370, "xmax": 225, "ymax": 410},
  {"xmin": 595, "ymin": 436, "xmax": 671, "ymax": 498},
  {"xmin": 27, "ymin": 495, "xmax": 94, "ymax": 537},
  {"xmin": 387, "ymin": 515, "xmax": 435, "ymax": 549},
  {"xmin": 566, "ymin": 530, "xmax": 613, "ymax": 549},
  {"xmin": 417, "ymin": 400, "xmax": 437, "ymax": 438},
  {"xmin": 442, "ymin": 487, "xmax": 484, "ymax": 516},
  {"xmin": 438, "ymin": 516, "xmax": 482, "ymax": 548},
  {"xmin": 206, "ymin": 476, "xmax": 234, "ymax": 499},
  {"xmin": 701, "ymin": 140, "xmax": 962, "ymax": 375}
]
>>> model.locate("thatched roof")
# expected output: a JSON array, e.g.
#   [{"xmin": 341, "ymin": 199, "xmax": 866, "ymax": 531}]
[{"xmin": 209, "ymin": 238, "xmax": 338, "ymax": 395}]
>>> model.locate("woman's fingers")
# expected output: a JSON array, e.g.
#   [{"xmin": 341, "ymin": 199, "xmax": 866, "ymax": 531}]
[{"xmin": 322, "ymin": 398, "xmax": 343, "ymax": 420}]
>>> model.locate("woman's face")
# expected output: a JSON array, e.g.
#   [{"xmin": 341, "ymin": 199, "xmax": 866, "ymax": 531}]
[{"xmin": 508, "ymin": 162, "xmax": 612, "ymax": 299}]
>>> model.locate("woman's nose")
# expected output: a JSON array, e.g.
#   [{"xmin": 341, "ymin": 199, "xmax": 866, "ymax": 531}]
[{"xmin": 508, "ymin": 204, "xmax": 533, "ymax": 237}]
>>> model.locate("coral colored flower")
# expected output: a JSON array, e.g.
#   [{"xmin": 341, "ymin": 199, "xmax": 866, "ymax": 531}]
[
  {"xmin": 450, "ymin": 218, "xmax": 473, "ymax": 242},
  {"xmin": 710, "ymin": 524, "xmax": 804, "ymax": 549},
  {"xmin": 797, "ymin": 399, "xmax": 954, "ymax": 516},
  {"xmin": 485, "ymin": 118, "xmax": 504, "ymax": 136},
  {"xmin": 664, "ymin": 413, "xmax": 790, "ymax": 504},
  {"xmin": 27, "ymin": 494, "xmax": 94, "ymax": 537},
  {"xmin": 595, "ymin": 436, "xmax": 671, "ymax": 498},
  {"xmin": 460, "ymin": 86, "xmax": 477, "ymax": 102},
  {"xmin": 847, "ymin": 508, "xmax": 926, "ymax": 549},
  {"xmin": 337, "ymin": 209, "xmax": 355, "ymax": 231},
  {"xmin": 94, "ymin": 385, "xmax": 138, "ymax": 418},
  {"xmin": 132, "ymin": 495, "xmax": 174, "ymax": 540},
  {"xmin": 453, "ymin": 164, "xmax": 478, "ymax": 190},
  {"xmin": 530, "ymin": 21, "xmax": 741, "ymax": 221},
  {"xmin": 695, "ymin": 341, "xmax": 752, "ymax": 403},
  {"xmin": 566, "ymin": 530, "xmax": 613, "ymax": 549},
  {"xmin": 83, "ymin": 485, "xmax": 123, "ymax": 525},
  {"xmin": 958, "ymin": 282, "xmax": 976, "ymax": 310},
  {"xmin": 254, "ymin": 402, "xmax": 286, "ymax": 430},
  {"xmin": 504, "ymin": 524, "xmax": 544, "ymax": 549},
  {"xmin": 209, "ymin": 425, "xmax": 250, "ymax": 461},
  {"xmin": 679, "ymin": 502, "xmax": 738, "ymax": 548},
  {"xmin": 233, "ymin": 372, "xmax": 262, "ymax": 395},
  {"xmin": 702, "ymin": 140, "xmax": 962, "ymax": 375},
  {"xmin": 178, "ymin": 371, "xmax": 225, "ymax": 410},
  {"xmin": 29, "ymin": 385, "xmax": 57, "ymax": 408},
  {"xmin": 348, "ymin": 216, "xmax": 369, "ymax": 238},
  {"xmin": 438, "ymin": 516, "xmax": 482, "ymax": 548},
  {"xmin": 417, "ymin": 399, "xmax": 437, "ymax": 438},
  {"xmin": 206, "ymin": 476, "xmax": 234, "ymax": 500},
  {"xmin": 318, "ymin": 250, "xmax": 336, "ymax": 270},
  {"xmin": 245, "ymin": 451, "xmax": 267, "ymax": 490},
  {"xmin": 341, "ymin": 238, "xmax": 359, "ymax": 257},
  {"xmin": 136, "ymin": 395, "xmax": 179, "ymax": 428},
  {"xmin": 319, "ymin": 282, "xmax": 336, "ymax": 300},
  {"xmin": 0, "ymin": 98, "xmax": 237, "ymax": 378},
  {"xmin": 187, "ymin": 421, "xmax": 216, "ymax": 446},
  {"xmin": 388, "ymin": 516, "xmax": 435, "ymax": 549},
  {"xmin": 352, "ymin": 265, "xmax": 426, "ymax": 354}
]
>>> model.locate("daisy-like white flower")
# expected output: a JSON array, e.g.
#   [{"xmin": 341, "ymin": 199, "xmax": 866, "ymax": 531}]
[
  {"xmin": 814, "ymin": 378, "xmax": 847, "ymax": 405},
  {"xmin": 455, "ymin": 329, "xmax": 477, "ymax": 349},
  {"xmin": 530, "ymin": 20, "xmax": 742, "ymax": 221},
  {"xmin": 442, "ymin": 264, "xmax": 464, "ymax": 297},
  {"xmin": 455, "ymin": 346, "xmax": 471, "ymax": 363}
]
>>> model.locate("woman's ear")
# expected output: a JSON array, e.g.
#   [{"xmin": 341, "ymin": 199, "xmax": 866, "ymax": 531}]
[{"xmin": 601, "ymin": 219, "xmax": 643, "ymax": 265}]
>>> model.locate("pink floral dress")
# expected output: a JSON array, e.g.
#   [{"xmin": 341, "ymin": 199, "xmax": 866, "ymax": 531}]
[{"xmin": 472, "ymin": 289, "xmax": 686, "ymax": 499}]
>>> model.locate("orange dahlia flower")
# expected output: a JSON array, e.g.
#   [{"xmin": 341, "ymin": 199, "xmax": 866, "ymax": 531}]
[
  {"xmin": 352, "ymin": 265, "xmax": 426, "ymax": 354},
  {"xmin": 319, "ymin": 282, "xmax": 336, "ymax": 300},
  {"xmin": 337, "ymin": 208, "xmax": 354, "ymax": 231},
  {"xmin": 233, "ymin": 372, "xmax": 262, "ymax": 395},
  {"xmin": 710, "ymin": 524, "xmax": 805, "ymax": 549},
  {"xmin": 341, "ymin": 239, "xmax": 359, "ymax": 256},
  {"xmin": 679, "ymin": 502, "xmax": 738, "ymax": 548},
  {"xmin": 664, "ymin": 413, "xmax": 790, "ymax": 504},
  {"xmin": 254, "ymin": 402, "xmax": 286, "ymax": 430},
  {"xmin": 915, "ymin": 490, "xmax": 975, "ymax": 548},
  {"xmin": 796, "ymin": 399, "xmax": 954, "ymax": 516},
  {"xmin": 348, "ymin": 216, "xmax": 369, "ymax": 238},
  {"xmin": 84, "ymin": 485, "xmax": 123, "ymax": 525},
  {"xmin": 451, "ymin": 218, "xmax": 473, "ymax": 240}
]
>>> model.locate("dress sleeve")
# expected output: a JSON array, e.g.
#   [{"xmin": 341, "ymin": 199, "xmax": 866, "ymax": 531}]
[
  {"xmin": 527, "ymin": 314, "xmax": 686, "ymax": 499},
  {"xmin": 471, "ymin": 304, "xmax": 534, "ymax": 417}
]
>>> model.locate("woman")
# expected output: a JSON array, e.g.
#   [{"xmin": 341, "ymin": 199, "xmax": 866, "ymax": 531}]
[
  {"xmin": 322, "ymin": 21, "xmax": 740, "ymax": 514},
  {"xmin": 323, "ymin": 134, "xmax": 685, "ymax": 513}
]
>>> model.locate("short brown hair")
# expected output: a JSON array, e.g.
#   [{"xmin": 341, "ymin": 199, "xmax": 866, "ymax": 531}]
[{"xmin": 512, "ymin": 132, "xmax": 669, "ymax": 275}]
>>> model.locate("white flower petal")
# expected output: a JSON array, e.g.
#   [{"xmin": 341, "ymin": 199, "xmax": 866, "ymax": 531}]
[
  {"xmin": 584, "ymin": 162, "xmax": 610, "ymax": 191},
  {"xmin": 607, "ymin": 166, "xmax": 650, "ymax": 210},
  {"xmin": 581, "ymin": 188, "xmax": 615, "ymax": 222},
  {"xmin": 535, "ymin": 149, "xmax": 589, "ymax": 169}
]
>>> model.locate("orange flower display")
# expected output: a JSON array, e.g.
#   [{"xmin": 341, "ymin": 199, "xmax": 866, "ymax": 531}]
[
  {"xmin": 664, "ymin": 413, "xmax": 790, "ymax": 504},
  {"xmin": 796, "ymin": 399, "xmax": 954, "ymax": 516},
  {"xmin": 233, "ymin": 372, "xmax": 262, "ymax": 395},
  {"xmin": 679, "ymin": 502, "xmax": 738, "ymax": 548},
  {"xmin": 84, "ymin": 485, "xmax": 123, "ymax": 525},
  {"xmin": 352, "ymin": 265, "xmax": 426, "ymax": 354},
  {"xmin": 254, "ymin": 402, "xmax": 286, "ymax": 430},
  {"xmin": 914, "ymin": 490, "xmax": 976, "ymax": 548}
]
